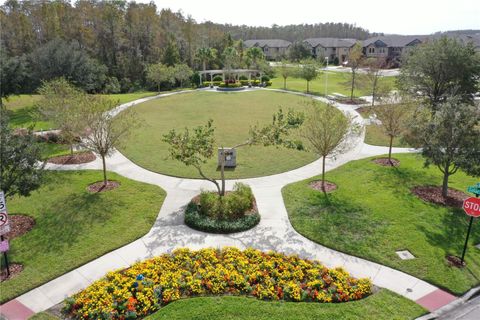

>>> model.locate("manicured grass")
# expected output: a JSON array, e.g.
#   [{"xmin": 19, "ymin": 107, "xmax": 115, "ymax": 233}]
[
  {"xmin": 357, "ymin": 105, "xmax": 410, "ymax": 147},
  {"xmin": 270, "ymin": 70, "xmax": 397, "ymax": 98},
  {"xmin": 147, "ymin": 290, "xmax": 425, "ymax": 320},
  {"xmin": 28, "ymin": 312, "xmax": 59, "ymax": 320},
  {"xmin": 38, "ymin": 142, "xmax": 73, "ymax": 159},
  {"xmin": 3, "ymin": 91, "xmax": 157, "ymax": 130},
  {"xmin": 119, "ymin": 90, "xmax": 320, "ymax": 179},
  {"xmin": 0, "ymin": 171, "xmax": 165, "ymax": 303},
  {"xmin": 283, "ymin": 153, "xmax": 480, "ymax": 295}
]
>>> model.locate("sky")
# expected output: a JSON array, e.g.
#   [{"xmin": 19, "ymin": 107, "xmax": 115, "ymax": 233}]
[{"xmin": 144, "ymin": 0, "xmax": 479, "ymax": 35}]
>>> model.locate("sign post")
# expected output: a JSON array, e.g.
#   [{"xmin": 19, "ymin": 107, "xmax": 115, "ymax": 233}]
[
  {"xmin": 0, "ymin": 191, "xmax": 10, "ymax": 277},
  {"xmin": 460, "ymin": 183, "xmax": 480, "ymax": 265}
]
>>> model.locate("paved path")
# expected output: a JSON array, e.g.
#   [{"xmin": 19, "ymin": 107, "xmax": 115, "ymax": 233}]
[{"xmin": 0, "ymin": 89, "xmax": 456, "ymax": 319}]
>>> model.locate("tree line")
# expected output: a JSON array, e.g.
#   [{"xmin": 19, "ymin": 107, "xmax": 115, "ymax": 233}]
[{"xmin": 0, "ymin": 0, "xmax": 373, "ymax": 97}]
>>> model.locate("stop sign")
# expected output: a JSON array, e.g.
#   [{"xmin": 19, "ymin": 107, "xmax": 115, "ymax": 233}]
[{"xmin": 463, "ymin": 197, "xmax": 480, "ymax": 217}]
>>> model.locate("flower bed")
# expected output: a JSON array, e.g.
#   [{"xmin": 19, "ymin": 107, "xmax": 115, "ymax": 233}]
[{"xmin": 64, "ymin": 248, "xmax": 372, "ymax": 319}]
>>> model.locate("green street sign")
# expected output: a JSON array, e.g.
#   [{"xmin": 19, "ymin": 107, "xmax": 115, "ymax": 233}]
[{"xmin": 467, "ymin": 183, "xmax": 480, "ymax": 195}]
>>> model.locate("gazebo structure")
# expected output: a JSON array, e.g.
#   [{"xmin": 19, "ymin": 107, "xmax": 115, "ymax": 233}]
[{"xmin": 197, "ymin": 69, "xmax": 261, "ymax": 86}]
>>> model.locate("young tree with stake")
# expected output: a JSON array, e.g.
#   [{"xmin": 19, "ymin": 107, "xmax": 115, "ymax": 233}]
[
  {"xmin": 80, "ymin": 96, "xmax": 138, "ymax": 186},
  {"xmin": 374, "ymin": 94, "xmax": 411, "ymax": 164},
  {"xmin": 301, "ymin": 101, "xmax": 357, "ymax": 192},
  {"xmin": 299, "ymin": 60, "xmax": 318, "ymax": 94}
]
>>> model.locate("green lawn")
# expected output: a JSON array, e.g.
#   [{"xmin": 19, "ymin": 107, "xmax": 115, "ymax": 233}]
[
  {"xmin": 283, "ymin": 153, "xmax": 480, "ymax": 295},
  {"xmin": 3, "ymin": 91, "xmax": 158, "ymax": 130},
  {"xmin": 119, "ymin": 90, "xmax": 320, "ymax": 179},
  {"xmin": 270, "ymin": 71, "xmax": 397, "ymax": 98},
  {"xmin": 146, "ymin": 290, "xmax": 425, "ymax": 320},
  {"xmin": 0, "ymin": 171, "xmax": 165, "ymax": 303},
  {"xmin": 357, "ymin": 105, "xmax": 410, "ymax": 147}
]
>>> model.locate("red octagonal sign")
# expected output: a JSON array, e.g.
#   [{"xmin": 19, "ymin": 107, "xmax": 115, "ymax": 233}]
[{"xmin": 463, "ymin": 197, "xmax": 480, "ymax": 217}]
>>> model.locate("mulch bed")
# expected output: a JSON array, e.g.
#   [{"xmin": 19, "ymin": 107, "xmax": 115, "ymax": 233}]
[
  {"xmin": 47, "ymin": 151, "xmax": 96, "ymax": 165},
  {"xmin": 87, "ymin": 180, "xmax": 121, "ymax": 193},
  {"xmin": 411, "ymin": 186, "xmax": 469, "ymax": 207},
  {"xmin": 4, "ymin": 215, "xmax": 35, "ymax": 240},
  {"xmin": 446, "ymin": 255, "xmax": 466, "ymax": 268},
  {"xmin": 372, "ymin": 158, "xmax": 400, "ymax": 167},
  {"xmin": 0, "ymin": 264, "xmax": 23, "ymax": 282},
  {"xmin": 309, "ymin": 180, "xmax": 338, "ymax": 193}
]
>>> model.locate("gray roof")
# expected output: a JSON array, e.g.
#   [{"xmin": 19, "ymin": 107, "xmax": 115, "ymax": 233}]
[
  {"xmin": 303, "ymin": 38, "xmax": 357, "ymax": 48},
  {"xmin": 363, "ymin": 35, "xmax": 424, "ymax": 48},
  {"xmin": 244, "ymin": 39, "xmax": 292, "ymax": 48},
  {"xmin": 452, "ymin": 34, "xmax": 480, "ymax": 48}
]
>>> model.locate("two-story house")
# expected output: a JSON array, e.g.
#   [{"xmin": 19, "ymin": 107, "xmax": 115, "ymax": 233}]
[
  {"xmin": 244, "ymin": 39, "xmax": 292, "ymax": 61},
  {"xmin": 303, "ymin": 38, "xmax": 357, "ymax": 64}
]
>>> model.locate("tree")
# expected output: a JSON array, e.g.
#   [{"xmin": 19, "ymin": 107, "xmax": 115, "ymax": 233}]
[
  {"xmin": 301, "ymin": 101, "xmax": 356, "ymax": 192},
  {"xmin": 346, "ymin": 42, "xmax": 364, "ymax": 101},
  {"xmin": 289, "ymin": 41, "xmax": 311, "ymax": 62},
  {"xmin": 196, "ymin": 47, "xmax": 215, "ymax": 72},
  {"xmin": 222, "ymin": 46, "xmax": 239, "ymax": 81},
  {"xmin": 246, "ymin": 47, "xmax": 265, "ymax": 69},
  {"xmin": 0, "ymin": 109, "xmax": 44, "ymax": 198},
  {"xmin": 36, "ymin": 78, "xmax": 86, "ymax": 155},
  {"xmin": 145, "ymin": 63, "xmax": 175, "ymax": 92},
  {"xmin": 374, "ymin": 94, "xmax": 411, "ymax": 163},
  {"xmin": 29, "ymin": 39, "xmax": 107, "ymax": 93},
  {"xmin": 404, "ymin": 97, "xmax": 480, "ymax": 197},
  {"xmin": 0, "ymin": 48, "xmax": 29, "ymax": 108},
  {"xmin": 278, "ymin": 60, "xmax": 293, "ymax": 90},
  {"xmin": 163, "ymin": 108, "xmax": 304, "ymax": 196},
  {"xmin": 299, "ymin": 60, "xmax": 318, "ymax": 94},
  {"xmin": 360, "ymin": 57, "xmax": 389, "ymax": 106},
  {"xmin": 80, "ymin": 96, "xmax": 137, "ymax": 186},
  {"xmin": 162, "ymin": 34, "xmax": 180, "ymax": 67},
  {"xmin": 173, "ymin": 64, "xmax": 193, "ymax": 88},
  {"xmin": 398, "ymin": 37, "xmax": 480, "ymax": 110}
]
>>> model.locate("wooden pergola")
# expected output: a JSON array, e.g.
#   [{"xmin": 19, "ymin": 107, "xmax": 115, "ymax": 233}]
[{"xmin": 197, "ymin": 69, "xmax": 261, "ymax": 86}]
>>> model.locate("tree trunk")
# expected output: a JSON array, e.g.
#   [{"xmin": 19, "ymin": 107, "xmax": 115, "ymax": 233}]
[
  {"xmin": 284, "ymin": 77, "xmax": 287, "ymax": 89},
  {"xmin": 70, "ymin": 143, "xmax": 74, "ymax": 156},
  {"xmin": 102, "ymin": 155, "xmax": 107, "ymax": 186},
  {"xmin": 371, "ymin": 85, "xmax": 376, "ymax": 107},
  {"xmin": 157, "ymin": 83, "xmax": 160, "ymax": 92},
  {"xmin": 442, "ymin": 167, "xmax": 450, "ymax": 198},
  {"xmin": 388, "ymin": 135, "xmax": 393, "ymax": 163},
  {"xmin": 322, "ymin": 155, "xmax": 326, "ymax": 193},
  {"xmin": 307, "ymin": 80, "xmax": 310, "ymax": 93}
]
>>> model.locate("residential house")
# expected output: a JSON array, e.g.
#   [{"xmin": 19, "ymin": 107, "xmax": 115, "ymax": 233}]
[
  {"xmin": 362, "ymin": 35, "xmax": 423, "ymax": 66},
  {"xmin": 244, "ymin": 39, "xmax": 292, "ymax": 61},
  {"xmin": 303, "ymin": 38, "xmax": 357, "ymax": 64}
]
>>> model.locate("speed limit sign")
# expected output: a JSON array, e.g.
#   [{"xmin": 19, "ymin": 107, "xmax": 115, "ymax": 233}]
[{"xmin": 0, "ymin": 191, "xmax": 10, "ymax": 236}]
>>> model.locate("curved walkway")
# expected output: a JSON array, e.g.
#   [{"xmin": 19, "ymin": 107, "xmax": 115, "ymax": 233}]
[{"xmin": 1, "ymin": 89, "xmax": 455, "ymax": 319}]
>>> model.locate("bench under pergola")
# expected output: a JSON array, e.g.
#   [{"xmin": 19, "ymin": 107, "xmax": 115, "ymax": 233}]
[{"xmin": 197, "ymin": 69, "xmax": 261, "ymax": 86}]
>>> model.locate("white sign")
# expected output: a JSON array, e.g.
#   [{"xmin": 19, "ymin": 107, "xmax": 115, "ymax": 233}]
[{"xmin": 0, "ymin": 191, "xmax": 11, "ymax": 236}]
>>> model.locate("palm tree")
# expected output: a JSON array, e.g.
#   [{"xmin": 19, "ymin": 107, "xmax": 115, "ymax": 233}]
[
  {"xmin": 196, "ymin": 47, "xmax": 215, "ymax": 83},
  {"xmin": 246, "ymin": 47, "xmax": 265, "ymax": 69}
]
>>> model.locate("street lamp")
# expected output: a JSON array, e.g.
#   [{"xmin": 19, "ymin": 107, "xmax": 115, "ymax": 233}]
[{"xmin": 324, "ymin": 56, "xmax": 329, "ymax": 97}]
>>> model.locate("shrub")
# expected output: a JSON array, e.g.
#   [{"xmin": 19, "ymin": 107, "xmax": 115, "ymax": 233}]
[
  {"xmin": 239, "ymin": 75, "xmax": 248, "ymax": 80},
  {"xmin": 261, "ymin": 75, "xmax": 270, "ymax": 82},
  {"xmin": 218, "ymin": 82, "xmax": 242, "ymax": 88},
  {"xmin": 64, "ymin": 248, "xmax": 373, "ymax": 319},
  {"xmin": 213, "ymin": 75, "xmax": 223, "ymax": 82},
  {"xmin": 103, "ymin": 76, "xmax": 121, "ymax": 94}
]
